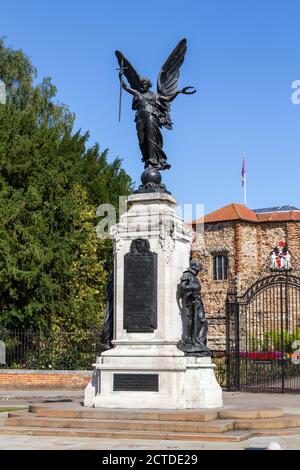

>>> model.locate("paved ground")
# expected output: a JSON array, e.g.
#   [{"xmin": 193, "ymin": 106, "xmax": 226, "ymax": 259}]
[
  {"xmin": 0, "ymin": 433, "xmax": 296, "ymax": 450},
  {"xmin": 223, "ymin": 391, "xmax": 300, "ymax": 415},
  {"xmin": 0, "ymin": 390, "xmax": 299, "ymax": 450}
]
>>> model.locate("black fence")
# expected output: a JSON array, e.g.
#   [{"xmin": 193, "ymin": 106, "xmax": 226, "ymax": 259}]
[
  {"xmin": 211, "ymin": 350, "xmax": 227, "ymax": 388},
  {"xmin": 226, "ymin": 273, "xmax": 300, "ymax": 393},
  {"xmin": 208, "ymin": 315, "xmax": 227, "ymax": 389},
  {"xmin": 0, "ymin": 328, "xmax": 229, "ymax": 387},
  {"xmin": 0, "ymin": 328, "xmax": 104, "ymax": 370}
]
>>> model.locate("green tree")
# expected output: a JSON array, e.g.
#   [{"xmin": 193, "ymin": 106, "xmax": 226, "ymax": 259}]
[{"xmin": 0, "ymin": 38, "xmax": 132, "ymax": 332}]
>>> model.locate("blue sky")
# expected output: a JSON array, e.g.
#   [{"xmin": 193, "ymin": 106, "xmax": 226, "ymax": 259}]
[{"xmin": 1, "ymin": 0, "xmax": 300, "ymax": 215}]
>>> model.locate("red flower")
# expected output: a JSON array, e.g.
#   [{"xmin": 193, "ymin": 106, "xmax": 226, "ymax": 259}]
[{"xmin": 239, "ymin": 351, "xmax": 287, "ymax": 360}]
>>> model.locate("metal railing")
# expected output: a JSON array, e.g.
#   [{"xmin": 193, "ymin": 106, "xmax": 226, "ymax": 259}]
[
  {"xmin": 0, "ymin": 328, "xmax": 104, "ymax": 370},
  {"xmin": 226, "ymin": 273, "xmax": 300, "ymax": 393},
  {"xmin": 0, "ymin": 328, "xmax": 230, "ymax": 388},
  {"xmin": 211, "ymin": 350, "xmax": 227, "ymax": 388}
]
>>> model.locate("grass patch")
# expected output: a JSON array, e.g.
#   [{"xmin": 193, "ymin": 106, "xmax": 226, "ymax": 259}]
[{"xmin": 0, "ymin": 407, "xmax": 27, "ymax": 413}]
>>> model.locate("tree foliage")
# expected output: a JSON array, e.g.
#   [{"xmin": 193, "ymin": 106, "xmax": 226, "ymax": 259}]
[{"xmin": 0, "ymin": 38, "xmax": 132, "ymax": 332}]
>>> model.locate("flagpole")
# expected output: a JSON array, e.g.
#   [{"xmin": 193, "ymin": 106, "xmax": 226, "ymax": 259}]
[
  {"xmin": 244, "ymin": 171, "xmax": 247, "ymax": 207},
  {"xmin": 242, "ymin": 151, "xmax": 247, "ymax": 207}
]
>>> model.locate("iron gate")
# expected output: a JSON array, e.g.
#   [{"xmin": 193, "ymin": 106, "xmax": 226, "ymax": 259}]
[{"xmin": 226, "ymin": 273, "xmax": 300, "ymax": 392}]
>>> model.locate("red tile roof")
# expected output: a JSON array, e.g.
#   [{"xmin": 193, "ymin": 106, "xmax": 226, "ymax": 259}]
[
  {"xmin": 257, "ymin": 211, "xmax": 300, "ymax": 222},
  {"xmin": 193, "ymin": 203, "xmax": 258, "ymax": 225},
  {"xmin": 193, "ymin": 204, "xmax": 300, "ymax": 225}
]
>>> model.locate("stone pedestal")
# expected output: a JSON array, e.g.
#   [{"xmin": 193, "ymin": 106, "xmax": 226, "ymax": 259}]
[{"xmin": 84, "ymin": 192, "xmax": 223, "ymax": 409}]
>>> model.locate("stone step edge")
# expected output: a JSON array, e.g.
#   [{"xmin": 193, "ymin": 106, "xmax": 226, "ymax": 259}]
[
  {"xmin": 2, "ymin": 425, "xmax": 300, "ymax": 442},
  {"xmin": 28, "ymin": 405, "xmax": 285, "ymax": 421},
  {"xmin": 218, "ymin": 408, "xmax": 285, "ymax": 420},
  {"xmin": 27, "ymin": 407, "xmax": 292, "ymax": 424},
  {"xmin": 8, "ymin": 412, "xmax": 233, "ymax": 426},
  {"xmin": 0, "ymin": 426, "xmax": 254, "ymax": 442},
  {"xmin": 7, "ymin": 412, "xmax": 300, "ymax": 432},
  {"xmin": 234, "ymin": 415, "xmax": 300, "ymax": 430},
  {"xmin": 29, "ymin": 405, "xmax": 219, "ymax": 422},
  {"xmin": 5, "ymin": 415, "xmax": 234, "ymax": 434}
]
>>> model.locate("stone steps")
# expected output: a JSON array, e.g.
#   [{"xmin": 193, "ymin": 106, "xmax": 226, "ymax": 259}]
[
  {"xmin": 234, "ymin": 415, "xmax": 300, "ymax": 430},
  {"xmin": 2, "ymin": 423, "xmax": 300, "ymax": 442},
  {"xmin": 29, "ymin": 404, "xmax": 285, "ymax": 421},
  {"xmin": 5, "ymin": 413, "xmax": 234, "ymax": 434},
  {"xmin": 6, "ymin": 411, "xmax": 300, "ymax": 432},
  {"xmin": 4, "ymin": 404, "xmax": 300, "ymax": 442},
  {"xmin": 0, "ymin": 425, "xmax": 254, "ymax": 442},
  {"xmin": 218, "ymin": 408, "xmax": 285, "ymax": 420},
  {"xmin": 29, "ymin": 405, "xmax": 219, "ymax": 422}
]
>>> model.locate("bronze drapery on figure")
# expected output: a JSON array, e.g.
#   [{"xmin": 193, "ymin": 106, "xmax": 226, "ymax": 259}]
[
  {"xmin": 178, "ymin": 260, "xmax": 211, "ymax": 357},
  {"xmin": 115, "ymin": 39, "xmax": 196, "ymax": 173}
]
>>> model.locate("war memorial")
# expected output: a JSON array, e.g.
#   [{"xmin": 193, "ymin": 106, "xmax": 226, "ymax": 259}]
[{"xmin": 84, "ymin": 38, "xmax": 223, "ymax": 409}]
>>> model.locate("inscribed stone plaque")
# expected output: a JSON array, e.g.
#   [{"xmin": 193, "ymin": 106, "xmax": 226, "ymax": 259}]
[
  {"xmin": 124, "ymin": 238, "xmax": 157, "ymax": 332},
  {"xmin": 113, "ymin": 373, "xmax": 159, "ymax": 392}
]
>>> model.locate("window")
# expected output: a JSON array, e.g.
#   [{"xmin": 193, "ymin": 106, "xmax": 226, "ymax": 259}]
[{"xmin": 213, "ymin": 255, "xmax": 228, "ymax": 281}]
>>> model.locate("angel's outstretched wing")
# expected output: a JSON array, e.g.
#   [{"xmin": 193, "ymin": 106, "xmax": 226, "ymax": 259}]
[
  {"xmin": 115, "ymin": 50, "xmax": 142, "ymax": 92},
  {"xmin": 157, "ymin": 39, "xmax": 187, "ymax": 97}
]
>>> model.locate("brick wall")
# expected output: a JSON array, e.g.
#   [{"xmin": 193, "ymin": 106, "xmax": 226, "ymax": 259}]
[
  {"xmin": 192, "ymin": 221, "xmax": 236, "ymax": 350},
  {"xmin": 192, "ymin": 218, "xmax": 300, "ymax": 350},
  {"xmin": 0, "ymin": 370, "xmax": 92, "ymax": 390},
  {"xmin": 193, "ymin": 221, "xmax": 235, "ymax": 315}
]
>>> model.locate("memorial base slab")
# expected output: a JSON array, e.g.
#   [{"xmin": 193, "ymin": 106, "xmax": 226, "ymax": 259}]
[{"xmin": 84, "ymin": 353, "xmax": 223, "ymax": 409}]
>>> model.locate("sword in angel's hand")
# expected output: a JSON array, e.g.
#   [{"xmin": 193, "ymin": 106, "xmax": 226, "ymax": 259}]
[{"xmin": 116, "ymin": 59, "xmax": 127, "ymax": 122}]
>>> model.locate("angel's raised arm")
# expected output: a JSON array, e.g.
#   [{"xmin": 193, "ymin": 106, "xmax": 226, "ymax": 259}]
[
  {"xmin": 159, "ymin": 90, "xmax": 181, "ymax": 102},
  {"xmin": 115, "ymin": 50, "xmax": 142, "ymax": 96},
  {"xmin": 160, "ymin": 86, "xmax": 196, "ymax": 102},
  {"xmin": 118, "ymin": 73, "xmax": 138, "ymax": 96}
]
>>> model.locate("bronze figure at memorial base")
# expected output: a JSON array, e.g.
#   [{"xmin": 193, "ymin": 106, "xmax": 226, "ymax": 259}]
[{"xmin": 178, "ymin": 260, "xmax": 211, "ymax": 357}]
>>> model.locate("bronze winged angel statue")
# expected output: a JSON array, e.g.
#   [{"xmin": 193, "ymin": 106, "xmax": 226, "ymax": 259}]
[{"xmin": 115, "ymin": 38, "xmax": 196, "ymax": 172}]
